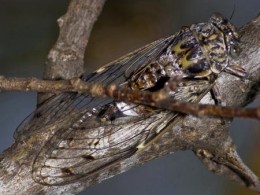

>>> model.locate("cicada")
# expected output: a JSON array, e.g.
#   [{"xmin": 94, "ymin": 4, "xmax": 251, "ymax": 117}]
[{"xmin": 15, "ymin": 13, "xmax": 247, "ymax": 185}]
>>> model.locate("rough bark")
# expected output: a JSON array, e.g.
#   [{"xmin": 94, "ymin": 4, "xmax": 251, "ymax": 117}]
[
  {"xmin": 0, "ymin": 0, "xmax": 260, "ymax": 194},
  {"xmin": 38, "ymin": 0, "xmax": 105, "ymax": 104}
]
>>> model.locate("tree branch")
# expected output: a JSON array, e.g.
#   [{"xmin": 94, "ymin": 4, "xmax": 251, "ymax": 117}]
[
  {"xmin": 38, "ymin": 0, "xmax": 106, "ymax": 104},
  {"xmin": 0, "ymin": 1, "xmax": 260, "ymax": 195},
  {"xmin": 0, "ymin": 0, "xmax": 106, "ymax": 194},
  {"xmin": 0, "ymin": 76, "xmax": 259, "ymax": 120}
]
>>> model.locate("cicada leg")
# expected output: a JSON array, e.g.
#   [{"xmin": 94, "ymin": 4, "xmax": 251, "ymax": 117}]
[
  {"xmin": 225, "ymin": 65, "xmax": 248, "ymax": 79},
  {"xmin": 211, "ymin": 84, "xmax": 222, "ymax": 105}
]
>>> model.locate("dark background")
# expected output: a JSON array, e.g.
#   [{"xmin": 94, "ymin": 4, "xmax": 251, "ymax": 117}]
[{"xmin": 0, "ymin": 1, "xmax": 260, "ymax": 195}]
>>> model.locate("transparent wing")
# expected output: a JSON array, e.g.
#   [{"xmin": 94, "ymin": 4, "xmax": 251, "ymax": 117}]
[
  {"xmin": 14, "ymin": 34, "xmax": 177, "ymax": 139},
  {"xmin": 13, "ymin": 34, "xmax": 185, "ymax": 185},
  {"xmin": 32, "ymin": 112, "xmax": 175, "ymax": 185},
  {"xmin": 82, "ymin": 34, "xmax": 178, "ymax": 84},
  {"xmin": 31, "ymin": 78, "xmax": 212, "ymax": 186}
]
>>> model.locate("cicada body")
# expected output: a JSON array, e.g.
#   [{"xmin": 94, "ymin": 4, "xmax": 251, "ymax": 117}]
[{"xmin": 15, "ymin": 13, "xmax": 247, "ymax": 185}]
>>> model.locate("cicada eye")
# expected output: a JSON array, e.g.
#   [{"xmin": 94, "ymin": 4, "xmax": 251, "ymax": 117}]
[
  {"xmin": 230, "ymin": 44, "xmax": 241, "ymax": 59},
  {"xmin": 209, "ymin": 12, "xmax": 225, "ymax": 25}
]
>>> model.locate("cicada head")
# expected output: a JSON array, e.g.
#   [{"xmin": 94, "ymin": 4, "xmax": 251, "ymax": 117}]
[
  {"xmin": 209, "ymin": 12, "xmax": 241, "ymax": 60},
  {"xmin": 167, "ymin": 13, "xmax": 242, "ymax": 78}
]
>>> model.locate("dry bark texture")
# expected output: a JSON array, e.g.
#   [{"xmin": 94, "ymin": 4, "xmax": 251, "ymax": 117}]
[{"xmin": 0, "ymin": 0, "xmax": 260, "ymax": 194}]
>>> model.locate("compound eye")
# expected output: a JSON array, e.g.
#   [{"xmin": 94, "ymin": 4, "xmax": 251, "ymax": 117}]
[
  {"xmin": 230, "ymin": 44, "xmax": 241, "ymax": 59},
  {"xmin": 209, "ymin": 12, "xmax": 225, "ymax": 24}
]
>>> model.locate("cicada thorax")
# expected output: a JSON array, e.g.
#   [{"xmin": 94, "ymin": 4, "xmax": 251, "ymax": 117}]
[{"xmin": 129, "ymin": 23, "xmax": 232, "ymax": 88}]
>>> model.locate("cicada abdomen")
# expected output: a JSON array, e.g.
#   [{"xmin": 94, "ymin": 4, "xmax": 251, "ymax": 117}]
[{"xmin": 15, "ymin": 13, "xmax": 247, "ymax": 185}]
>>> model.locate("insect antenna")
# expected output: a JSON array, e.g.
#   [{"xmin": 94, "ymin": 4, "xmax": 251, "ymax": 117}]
[{"xmin": 229, "ymin": 4, "xmax": 236, "ymax": 20}]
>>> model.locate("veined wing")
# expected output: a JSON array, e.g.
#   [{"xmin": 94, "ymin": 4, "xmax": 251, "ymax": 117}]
[
  {"xmin": 32, "ymin": 78, "xmax": 212, "ymax": 186},
  {"xmin": 14, "ymin": 34, "xmax": 178, "ymax": 139},
  {"xmin": 32, "ymin": 111, "xmax": 175, "ymax": 185}
]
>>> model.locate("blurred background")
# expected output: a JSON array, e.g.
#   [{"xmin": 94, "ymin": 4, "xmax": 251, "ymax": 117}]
[{"xmin": 0, "ymin": 0, "xmax": 260, "ymax": 195}]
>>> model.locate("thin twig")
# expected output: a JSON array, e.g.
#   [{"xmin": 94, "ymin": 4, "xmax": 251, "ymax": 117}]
[{"xmin": 0, "ymin": 76, "xmax": 259, "ymax": 120}]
